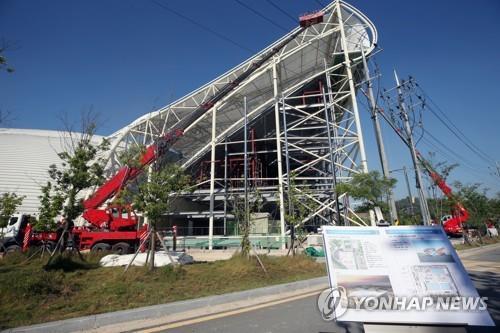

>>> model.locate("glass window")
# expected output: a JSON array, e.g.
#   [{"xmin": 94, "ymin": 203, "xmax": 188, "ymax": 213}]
[{"xmin": 8, "ymin": 217, "xmax": 18, "ymax": 226}]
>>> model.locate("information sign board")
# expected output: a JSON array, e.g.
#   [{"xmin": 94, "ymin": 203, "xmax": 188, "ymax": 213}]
[{"xmin": 322, "ymin": 226, "xmax": 494, "ymax": 326}]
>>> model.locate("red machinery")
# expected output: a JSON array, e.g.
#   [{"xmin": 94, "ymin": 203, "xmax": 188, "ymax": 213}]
[
  {"xmin": 13, "ymin": 15, "xmax": 325, "ymax": 254},
  {"xmin": 416, "ymin": 153, "xmax": 469, "ymax": 237},
  {"xmin": 299, "ymin": 11, "xmax": 324, "ymax": 27}
]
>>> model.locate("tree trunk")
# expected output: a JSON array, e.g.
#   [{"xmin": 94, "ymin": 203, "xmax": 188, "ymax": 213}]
[{"xmin": 149, "ymin": 224, "xmax": 156, "ymax": 271}]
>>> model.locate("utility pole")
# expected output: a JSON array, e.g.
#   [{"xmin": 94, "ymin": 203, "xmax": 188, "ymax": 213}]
[
  {"xmin": 361, "ymin": 47, "xmax": 398, "ymax": 224},
  {"xmin": 394, "ymin": 71, "xmax": 431, "ymax": 225},
  {"xmin": 391, "ymin": 167, "xmax": 415, "ymax": 219},
  {"xmin": 402, "ymin": 166, "xmax": 415, "ymax": 218}
]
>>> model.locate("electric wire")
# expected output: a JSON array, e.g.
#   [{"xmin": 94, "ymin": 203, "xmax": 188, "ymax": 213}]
[
  {"xmin": 234, "ymin": 0, "xmax": 289, "ymax": 32},
  {"xmin": 234, "ymin": 0, "xmax": 325, "ymax": 72},
  {"xmin": 152, "ymin": 0, "xmax": 331, "ymax": 95},
  {"xmin": 422, "ymin": 128, "xmax": 484, "ymax": 171},
  {"xmin": 391, "ymin": 77, "xmax": 496, "ymax": 171},
  {"xmin": 425, "ymin": 103, "xmax": 494, "ymax": 167},
  {"xmin": 420, "ymin": 137, "xmax": 490, "ymax": 181},
  {"xmin": 150, "ymin": 0, "xmax": 254, "ymax": 53},
  {"xmin": 265, "ymin": 0, "xmax": 297, "ymax": 23},
  {"xmin": 378, "ymin": 77, "xmax": 490, "ymax": 184},
  {"xmin": 414, "ymin": 83, "xmax": 496, "ymax": 166},
  {"xmin": 416, "ymin": 84, "xmax": 487, "ymax": 155}
]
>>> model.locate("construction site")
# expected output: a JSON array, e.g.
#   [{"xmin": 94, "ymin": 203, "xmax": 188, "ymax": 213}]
[
  {"xmin": 96, "ymin": 0, "xmax": 376, "ymax": 251},
  {"xmin": 2, "ymin": 0, "xmax": 492, "ymax": 256},
  {"xmin": 2, "ymin": 1, "xmax": 500, "ymax": 331}
]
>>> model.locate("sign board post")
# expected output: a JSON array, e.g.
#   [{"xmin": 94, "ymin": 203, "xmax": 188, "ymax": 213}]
[{"xmin": 321, "ymin": 226, "xmax": 494, "ymax": 328}]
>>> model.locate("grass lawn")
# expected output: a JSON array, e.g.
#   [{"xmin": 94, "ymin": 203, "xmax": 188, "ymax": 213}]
[{"xmin": 0, "ymin": 252, "xmax": 326, "ymax": 329}]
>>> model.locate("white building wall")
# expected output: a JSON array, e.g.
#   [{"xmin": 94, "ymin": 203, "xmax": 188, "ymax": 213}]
[{"xmin": 0, "ymin": 128, "xmax": 102, "ymax": 216}]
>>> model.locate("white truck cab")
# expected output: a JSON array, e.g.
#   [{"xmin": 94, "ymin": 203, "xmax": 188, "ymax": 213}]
[{"xmin": 0, "ymin": 213, "xmax": 29, "ymax": 238}]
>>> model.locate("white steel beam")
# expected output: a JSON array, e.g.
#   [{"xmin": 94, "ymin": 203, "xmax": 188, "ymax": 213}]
[
  {"xmin": 336, "ymin": 0, "xmax": 368, "ymax": 174},
  {"xmin": 273, "ymin": 58, "xmax": 286, "ymax": 249},
  {"xmin": 208, "ymin": 107, "xmax": 217, "ymax": 250}
]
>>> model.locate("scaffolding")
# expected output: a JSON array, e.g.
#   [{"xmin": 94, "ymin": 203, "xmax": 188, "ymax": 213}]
[{"xmin": 103, "ymin": 1, "xmax": 378, "ymax": 249}]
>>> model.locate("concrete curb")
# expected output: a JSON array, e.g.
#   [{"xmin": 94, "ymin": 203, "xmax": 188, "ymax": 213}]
[{"xmin": 3, "ymin": 276, "xmax": 328, "ymax": 333}]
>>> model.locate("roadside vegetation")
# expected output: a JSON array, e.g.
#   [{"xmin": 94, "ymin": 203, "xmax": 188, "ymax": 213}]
[
  {"xmin": 0, "ymin": 252, "xmax": 325, "ymax": 329},
  {"xmin": 0, "ymin": 192, "xmax": 24, "ymax": 229}
]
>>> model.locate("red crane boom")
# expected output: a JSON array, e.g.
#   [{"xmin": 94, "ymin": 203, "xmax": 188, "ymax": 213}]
[{"xmin": 416, "ymin": 152, "xmax": 469, "ymax": 236}]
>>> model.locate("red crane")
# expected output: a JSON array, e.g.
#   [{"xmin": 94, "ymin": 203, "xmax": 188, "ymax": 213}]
[{"xmin": 416, "ymin": 152, "xmax": 469, "ymax": 236}]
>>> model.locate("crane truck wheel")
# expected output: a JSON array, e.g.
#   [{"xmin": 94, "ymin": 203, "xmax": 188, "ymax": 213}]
[
  {"xmin": 91, "ymin": 242, "xmax": 111, "ymax": 252},
  {"xmin": 5, "ymin": 244, "xmax": 21, "ymax": 254},
  {"xmin": 111, "ymin": 242, "xmax": 131, "ymax": 254},
  {"xmin": 42, "ymin": 241, "xmax": 56, "ymax": 252}
]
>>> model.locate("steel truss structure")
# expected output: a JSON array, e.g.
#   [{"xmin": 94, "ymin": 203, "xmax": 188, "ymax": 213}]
[{"xmin": 103, "ymin": 1, "xmax": 378, "ymax": 249}]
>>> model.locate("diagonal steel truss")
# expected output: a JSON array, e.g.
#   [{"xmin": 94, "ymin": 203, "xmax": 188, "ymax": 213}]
[{"xmin": 102, "ymin": 1, "xmax": 378, "ymax": 249}]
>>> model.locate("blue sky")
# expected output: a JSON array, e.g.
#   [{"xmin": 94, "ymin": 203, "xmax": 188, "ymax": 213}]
[{"xmin": 1, "ymin": 0, "xmax": 499, "ymax": 198}]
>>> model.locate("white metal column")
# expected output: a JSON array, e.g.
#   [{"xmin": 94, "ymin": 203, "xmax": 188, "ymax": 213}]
[
  {"xmin": 208, "ymin": 107, "xmax": 217, "ymax": 250},
  {"xmin": 272, "ymin": 57, "xmax": 286, "ymax": 249},
  {"xmin": 336, "ymin": 1, "xmax": 368, "ymax": 174}
]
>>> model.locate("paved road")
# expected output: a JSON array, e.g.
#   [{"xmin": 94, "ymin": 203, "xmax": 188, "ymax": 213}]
[{"xmin": 151, "ymin": 245, "xmax": 499, "ymax": 333}]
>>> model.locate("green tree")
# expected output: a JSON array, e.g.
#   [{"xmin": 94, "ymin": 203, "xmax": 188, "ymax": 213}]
[
  {"xmin": 45, "ymin": 112, "xmax": 109, "ymax": 254},
  {"xmin": 0, "ymin": 192, "xmax": 25, "ymax": 228},
  {"xmin": 336, "ymin": 171, "xmax": 396, "ymax": 213},
  {"xmin": 452, "ymin": 181, "xmax": 490, "ymax": 227},
  {"xmin": 230, "ymin": 190, "xmax": 264, "ymax": 258},
  {"xmin": 129, "ymin": 163, "xmax": 191, "ymax": 270},
  {"xmin": 283, "ymin": 177, "xmax": 317, "ymax": 255},
  {"xmin": 489, "ymin": 192, "xmax": 500, "ymax": 221},
  {"xmin": 34, "ymin": 182, "xmax": 64, "ymax": 232}
]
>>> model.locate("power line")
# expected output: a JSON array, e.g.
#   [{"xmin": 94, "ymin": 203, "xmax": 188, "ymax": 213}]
[
  {"xmin": 265, "ymin": 0, "xmax": 296, "ymax": 23},
  {"xmin": 233, "ymin": 0, "xmax": 325, "ymax": 67},
  {"xmin": 421, "ymin": 128, "xmax": 481, "ymax": 170},
  {"xmin": 150, "ymin": 0, "xmax": 254, "ymax": 53},
  {"xmin": 420, "ymin": 137, "xmax": 492, "ymax": 181},
  {"xmin": 420, "ymin": 85, "xmax": 493, "ymax": 162},
  {"xmin": 425, "ymin": 103, "xmax": 494, "ymax": 167},
  {"xmin": 414, "ymin": 83, "xmax": 496, "ymax": 166},
  {"xmin": 234, "ymin": 0, "xmax": 289, "ymax": 32}
]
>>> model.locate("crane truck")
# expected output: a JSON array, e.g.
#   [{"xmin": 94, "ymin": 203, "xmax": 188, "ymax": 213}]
[{"xmin": 0, "ymin": 13, "xmax": 324, "ymax": 255}]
